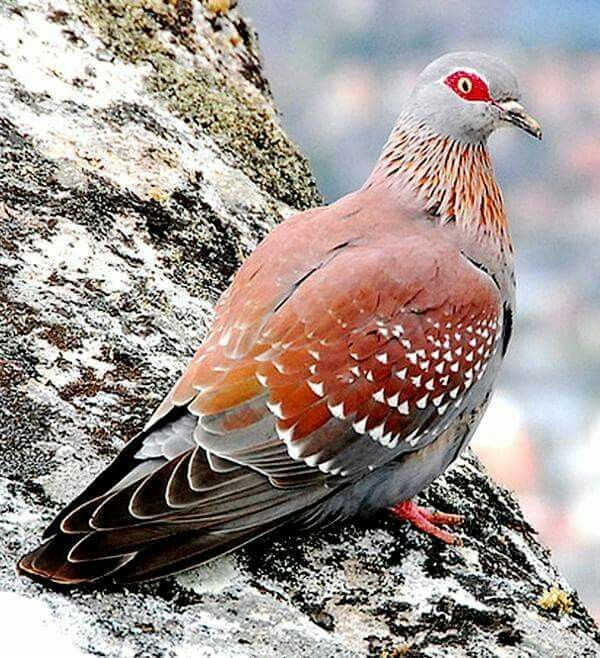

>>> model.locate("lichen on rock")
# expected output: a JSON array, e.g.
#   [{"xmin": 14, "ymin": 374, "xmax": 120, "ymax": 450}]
[{"xmin": 79, "ymin": 0, "xmax": 321, "ymax": 209}]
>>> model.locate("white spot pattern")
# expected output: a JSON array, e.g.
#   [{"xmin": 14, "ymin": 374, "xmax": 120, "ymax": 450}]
[
  {"xmin": 270, "ymin": 311, "xmax": 502, "ymax": 460},
  {"xmin": 337, "ymin": 311, "xmax": 501, "ymax": 450},
  {"xmin": 307, "ymin": 380, "xmax": 324, "ymax": 397}
]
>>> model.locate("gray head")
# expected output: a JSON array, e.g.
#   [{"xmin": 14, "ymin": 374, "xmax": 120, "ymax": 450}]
[{"xmin": 407, "ymin": 52, "xmax": 541, "ymax": 143}]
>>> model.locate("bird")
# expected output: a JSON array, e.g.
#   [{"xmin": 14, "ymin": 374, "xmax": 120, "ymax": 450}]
[{"xmin": 18, "ymin": 52, "xmax": 541, "ymax": 586}]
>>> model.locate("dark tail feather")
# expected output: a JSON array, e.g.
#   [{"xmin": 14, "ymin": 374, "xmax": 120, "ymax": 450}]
[
  {"xmin": 17, "ymin": 518, "xmax": 286, "ymax": 586},
  {"xmin": 18, "ymin": 405, "xmax": 333, "ymax": 586},
  {"xmin": 42, "ymin": 407, "xmax": 188, "ymax": 540},
  {"xmin": 17, "ymin": 534, "xmax": 134, "ymax": 586},
  {"xmin": 116, "ymin": 521, "xmax": 283, "ymax": 583}
]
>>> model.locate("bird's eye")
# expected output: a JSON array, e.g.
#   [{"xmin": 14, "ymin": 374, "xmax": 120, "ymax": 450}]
[
  {"xmin": 444, "ymin": 70, "xmax": 491, "ymax": 102},
  {"xmin": 458, "ymin": 76, "xmax": 473, "ymax": 94}
]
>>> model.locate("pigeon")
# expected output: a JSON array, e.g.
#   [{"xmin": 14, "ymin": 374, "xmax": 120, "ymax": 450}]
[{"xmin": 18, "ymin": 51, "xmax": 541, "ymax": 585}]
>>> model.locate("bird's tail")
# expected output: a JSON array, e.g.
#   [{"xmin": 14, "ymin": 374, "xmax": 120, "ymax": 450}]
[
  {"xmin": 17, "ymin": 409, "xmax": 327, "ymax": 586},
  {"xmin": 17, "ymin": 516, "xmax": 286, "ymax": 585}
]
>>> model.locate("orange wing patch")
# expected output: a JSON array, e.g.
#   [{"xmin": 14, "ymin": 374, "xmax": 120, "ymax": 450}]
[
  {"xmin": 147, "ymin": 242, "xmax": 503, "ymax": 479},
  {"xmin": 262, "ymin": 305, "xmax": 501, "ymax": 458}
]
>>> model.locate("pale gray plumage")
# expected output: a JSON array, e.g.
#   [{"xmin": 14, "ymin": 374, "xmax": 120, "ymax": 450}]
[{"xmin": 409, "ymin": 51, "xmax": 531, "ymax": 142}]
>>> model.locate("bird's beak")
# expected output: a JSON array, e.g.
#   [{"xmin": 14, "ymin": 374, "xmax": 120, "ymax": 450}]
[{"xmin": 494, "ymin": 99, "xmax": 542, "ymax": 140}]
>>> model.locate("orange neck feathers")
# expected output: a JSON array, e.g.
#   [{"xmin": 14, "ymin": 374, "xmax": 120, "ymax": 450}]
[{"xmin": 366, "ymin": 113, "xmax": 513, "ymax": 258}]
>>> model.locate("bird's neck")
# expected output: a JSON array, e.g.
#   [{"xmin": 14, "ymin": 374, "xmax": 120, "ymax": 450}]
[{"xmin": 365, "ymin": 113, "xmax": 513, "ymax": 259}]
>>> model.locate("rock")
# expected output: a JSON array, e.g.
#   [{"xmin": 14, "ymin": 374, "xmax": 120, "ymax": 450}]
[{"xmin": 0, "ymin": 1, "xmax": 598, "ymax": 656}]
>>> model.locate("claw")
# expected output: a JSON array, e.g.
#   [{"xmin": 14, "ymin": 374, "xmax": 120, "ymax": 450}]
[
  {"xmin": 426, "ymin": 509, "xmax": 464, "ymax": 526},
  {"xmin": 389, "ymin": 500, "xmax": 463, "ymax": 545}
]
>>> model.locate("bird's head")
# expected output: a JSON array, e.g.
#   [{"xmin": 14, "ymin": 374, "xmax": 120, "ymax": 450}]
[{"xmin": 408, "ymin": 52, "xmax": 542, "ymax": 144}]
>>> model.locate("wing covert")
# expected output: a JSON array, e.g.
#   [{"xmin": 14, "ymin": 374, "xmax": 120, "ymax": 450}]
[{"xmin": 153, "ymin": 239, "xmax": 503, "ymax": 485}]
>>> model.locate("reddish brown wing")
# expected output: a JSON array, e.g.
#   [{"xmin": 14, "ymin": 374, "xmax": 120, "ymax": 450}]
[
  {"xmin": 149, "ymin": 234, "xmax": 502, "ymax": 483},
  {"xmin": 19, "ymin": 211, "xmax": 504, "ymax": 585}
]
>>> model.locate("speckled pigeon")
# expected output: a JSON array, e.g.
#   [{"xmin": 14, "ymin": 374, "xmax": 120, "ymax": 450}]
[{"xmin": 19, "ymin": 52, "xmax": 541, "ymax": 585}]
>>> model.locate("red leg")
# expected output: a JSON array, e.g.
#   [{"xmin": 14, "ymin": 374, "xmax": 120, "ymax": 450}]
[{"xmin": 389, "ymin": 500, "xmax": 464, "ymax": 545}]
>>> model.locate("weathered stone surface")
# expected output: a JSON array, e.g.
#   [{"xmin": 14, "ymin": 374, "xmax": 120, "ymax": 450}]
[{"xmin": 0, "ymin": 1, "xmax": 598, "ymax": 656}]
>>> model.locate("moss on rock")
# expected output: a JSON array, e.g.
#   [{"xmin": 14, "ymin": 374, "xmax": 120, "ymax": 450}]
[
  {"xmin": 80, "ymin": 0, "xmax": 195, "ymax": 62},
  {"xmin": 147, "ymin": 56, "xmax": 320, "ymax": 209},
  {"xmin": 79, "ymin": 0, "xmax": 321, "ymax": 209}
]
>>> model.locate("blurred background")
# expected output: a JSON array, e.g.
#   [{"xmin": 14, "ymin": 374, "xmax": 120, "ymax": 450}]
[{"xmin": 243, "ymin": 0, "xmax": 600, "ymax": 621}]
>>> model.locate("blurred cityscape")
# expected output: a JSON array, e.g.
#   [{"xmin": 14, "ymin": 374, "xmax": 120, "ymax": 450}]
[{"xmin": 243, "ymin": 0, "xmax": 600, "ymax": 620}]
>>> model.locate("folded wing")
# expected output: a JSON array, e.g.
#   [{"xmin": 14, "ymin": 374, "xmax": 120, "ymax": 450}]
[{"xmin": 19, "ymin": 223, "xmax": 502, "ymax": 584}]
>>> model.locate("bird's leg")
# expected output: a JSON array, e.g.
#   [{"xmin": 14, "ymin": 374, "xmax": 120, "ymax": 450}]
[{"xmin": 389, "ymin": 500, "xmax": 463, "ymax": 545}]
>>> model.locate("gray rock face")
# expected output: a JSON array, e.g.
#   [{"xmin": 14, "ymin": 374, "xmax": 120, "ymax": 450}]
[{"xmin": 0, "ymin": 1, "xmax": 598, "ymax": 656}]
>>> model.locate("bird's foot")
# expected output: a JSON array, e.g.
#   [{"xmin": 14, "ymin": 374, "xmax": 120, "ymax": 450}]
[{"xmin": 389, "ymin": 500, "xmax": 463, "ymax": 545}]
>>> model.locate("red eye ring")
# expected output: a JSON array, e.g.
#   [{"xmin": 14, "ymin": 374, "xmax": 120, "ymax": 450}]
[{"xmin": 445, "ymin": 70, "xmax": 491, "ymax": 102}]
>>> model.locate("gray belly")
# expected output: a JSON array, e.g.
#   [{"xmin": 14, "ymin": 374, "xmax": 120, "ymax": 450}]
[{"xmin": 314, "ymin": 397, "xmax": 491, "ymax": 525}]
